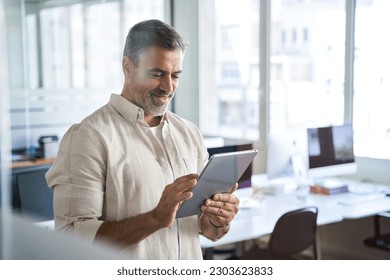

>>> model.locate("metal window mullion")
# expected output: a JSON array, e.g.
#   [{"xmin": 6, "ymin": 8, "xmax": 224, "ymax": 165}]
[
  {"xmin": 344, "ymin": 0, "xmax": 356, "ymax": 124},
  {"xmin": 259, "ymin": 0, "xmax": 270, "ymax": 147},
  {"xmin": 35, "ymin": 3, "xmax": 44, "ymax": 88},
  {"xmin": 67, "ymin": 7, "xmax": 73, "ymax": 88}
]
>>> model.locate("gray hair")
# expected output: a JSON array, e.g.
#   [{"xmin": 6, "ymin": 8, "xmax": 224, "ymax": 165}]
[{"xmin": 123, "ymin": 19, "xmax": 187, "ymax": 65}]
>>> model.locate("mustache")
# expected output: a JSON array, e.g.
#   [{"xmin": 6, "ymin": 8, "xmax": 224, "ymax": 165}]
[{"xmin": 150, "ymin": 89, "xmax": 173, "ymax": 97}]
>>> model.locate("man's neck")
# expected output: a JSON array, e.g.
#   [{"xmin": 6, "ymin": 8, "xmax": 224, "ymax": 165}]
[{"xmin": 145, "ymin": 114, "xmax": 162, "ymax": 127}]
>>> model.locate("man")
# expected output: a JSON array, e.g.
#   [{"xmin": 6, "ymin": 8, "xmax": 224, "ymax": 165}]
[{"xmin": 46, "ymin": 19, "xmax": 239, "ymax": 260}]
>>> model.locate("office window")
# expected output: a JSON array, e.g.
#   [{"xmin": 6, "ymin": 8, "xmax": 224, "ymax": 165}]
[
  {"xmin": 14, "ymin": 0, "xmax": 165, "ymax": 150},
  {"xmin": 84, "ymin": 1, "xmax": 122, "ymax": 88},
  {"xmin": 26, "ymin": 14, "xmax": 39, "ymax": 89},
  {"xmin": 291, "ymin": 28, "xmax": 297, "ymax": 43},
  {"xmin": 221, "ymin": 62, "xmax": 241, "ymax": 83},
  {"xmin": 221, "ymin": 25, "xmax": 240, "ymax": 49},
  {"xmin": 199, "ymin": 0, "xmax": 260, "ymax": 140},
  {"xmin": 354, "ymin": 0, "xmax": 390, "ymax": 159},
  {"xmin": 40, "ymin": 6, "xmax": 72, "ymax": 88},
  {"xmin": 69, "ymin": 4, "xmax": 86, "ymax": 88},
  {"xmin": 281, "ymin": 29, "xmax": 286, "ymax": 46},
  {"xmin": 269, "ymin": 0, "xmax": 346, "ymax": 132},
  {"xmin": 303, "ymin": 27, "xmax": 308, "ymax": 42},
  {"xmin": 26, "ymin": 0, "xmax": 165, "ymax": 90}
]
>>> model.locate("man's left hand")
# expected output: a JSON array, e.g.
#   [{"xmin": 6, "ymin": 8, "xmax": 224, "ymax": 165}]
[{"xmin": 200, "ymin": 183, "xmax": 239, "ymax": 227}]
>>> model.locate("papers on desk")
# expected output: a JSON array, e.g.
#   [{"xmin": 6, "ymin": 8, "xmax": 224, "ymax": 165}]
[{"xmin": 310, "ymin": 179, "xmax": 349, "ymax": 195}]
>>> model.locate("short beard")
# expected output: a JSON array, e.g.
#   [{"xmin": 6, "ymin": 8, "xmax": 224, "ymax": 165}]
[{"xmin": 143, "ymin": 89, "xmax": 174, "ymax": 116}]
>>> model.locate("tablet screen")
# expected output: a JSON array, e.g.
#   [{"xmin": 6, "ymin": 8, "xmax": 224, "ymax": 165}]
[{"xmin": 176, "ymin": 149, "xmax": 258, "ymax": 218}]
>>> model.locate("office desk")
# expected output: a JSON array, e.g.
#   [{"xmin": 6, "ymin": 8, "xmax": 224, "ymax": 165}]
[
  {"xmin": 11, "ymin": 158, "xmax": 55, "ymax": 169},
  {"xmin": 200, "ymin": 187, "xmax": 344, "ymax": 249},
  {"xmin": 313, "ymin": 188, "xmax": 390, "ymax": 220},
  {"xmin": 200, "ymin": 175, "xmax": 390, "ymax": 252}
]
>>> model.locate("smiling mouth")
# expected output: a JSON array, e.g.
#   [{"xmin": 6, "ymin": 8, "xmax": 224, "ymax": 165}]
[
  {"xmin": 152, "ymin": 92, "xmax": 172, "ymax": 97},
  {"xmin": 151, "ymin": 93, "xmax": 172, "ymax": 104}
]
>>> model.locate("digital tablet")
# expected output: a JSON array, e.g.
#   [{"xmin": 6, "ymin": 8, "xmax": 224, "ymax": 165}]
[{"xmin": 176, "ymin": 149, "xmax": 258, "ymax": 218}]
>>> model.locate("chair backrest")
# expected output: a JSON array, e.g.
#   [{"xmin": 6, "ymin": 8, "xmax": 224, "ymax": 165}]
[
  {"xmin": 13, "ymin": 165, "xmax": 53, "ymax": 222},
  {"xmin": 267, "ymin": 206, "xmax": 318, "ymax": 259}
]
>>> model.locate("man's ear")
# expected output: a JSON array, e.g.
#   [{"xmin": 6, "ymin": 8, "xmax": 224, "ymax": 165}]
[{"xmin": 122, "ymin": 56, "xmax": 134, "ymax": 74}]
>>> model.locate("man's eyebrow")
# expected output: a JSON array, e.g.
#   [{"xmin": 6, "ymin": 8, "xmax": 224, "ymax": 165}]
[
  {"xmin": 147, "ymin": 68, "xmax": 182, "ymax": 75},
  {"xmin": 147, "ymin": 68, "xmax": 164, "ymax": 74},
  {"xmin": 173, "ymin": 70, "xmax": 182, "ymax": 75}
]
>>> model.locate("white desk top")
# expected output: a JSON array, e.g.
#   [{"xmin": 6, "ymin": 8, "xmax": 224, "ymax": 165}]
[
  {"xmin": 33, "ymin": 174, "xmax": 390, "ymax": 250},
  {"xmin": 200, "ymin": 174, "xmax": 390, "ymax": 248}
]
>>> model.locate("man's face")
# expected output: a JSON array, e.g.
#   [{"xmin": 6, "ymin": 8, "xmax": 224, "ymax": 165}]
[{"xmin": 123, "ymin": 46, "xmax": 183, "ymax": 117}]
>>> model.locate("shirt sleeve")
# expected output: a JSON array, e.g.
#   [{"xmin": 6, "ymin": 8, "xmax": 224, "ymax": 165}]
[{"xmin": 46, "ymin": 123, "xmax": 106, "ymax": 244}]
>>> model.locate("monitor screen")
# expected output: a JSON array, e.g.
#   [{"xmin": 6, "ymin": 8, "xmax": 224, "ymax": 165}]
[
  {"xmin": 307, "ymin": 123, "xmax": 356, "ymax": 179},
  {"xmin": 266, "ymin": 128, "xmax": 308, "ymax": 180}
]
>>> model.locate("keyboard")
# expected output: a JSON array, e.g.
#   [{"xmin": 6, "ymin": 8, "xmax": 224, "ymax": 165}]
[{"xmin": 337, "ymin": 193, "xmax": 386, "ymax": 206}]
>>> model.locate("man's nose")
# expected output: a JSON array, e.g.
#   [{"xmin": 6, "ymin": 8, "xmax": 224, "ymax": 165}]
[{"xmin": 160, "ymin": 76, "xmax": 174, "ymax": 93}]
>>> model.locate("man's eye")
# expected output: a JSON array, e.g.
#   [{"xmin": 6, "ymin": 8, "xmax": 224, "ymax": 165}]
[{"xmin": 151, "ymin": 72, "xmax": 163, "ymax": 78}]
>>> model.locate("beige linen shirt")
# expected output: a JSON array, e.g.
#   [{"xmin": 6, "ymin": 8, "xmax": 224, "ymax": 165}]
[{"xmin": 46, "ymin": 94, "xmax": 208, "ymax": 259}]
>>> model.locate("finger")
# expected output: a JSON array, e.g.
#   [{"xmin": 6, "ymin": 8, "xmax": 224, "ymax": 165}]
[
  {"xmin": 176, "ymin": 173, "xmax": 199, "ymax": 182},
  {"xmin": 174, "ymin": 185, "xmax": 195, "ymax": 204},
  {"xmin": 230, "ymin": 183, "xmax": 239, "ymax": 193},
  {"xmin": 161, "ymin": 175, "xmax": 197, "ymax": 208},
  {"xmin": 202, "ymin": 197, "xmax": 239, "ymax": 219},
  {"xmin": 212, "ymin": 193, "xmax": 239, "ymax": 204},
  {"xmin": 168, "ymin": 174, "xmax": 198, "ymax": 193},
  {"xmin": 204, "ymin": 198, "xmax": 236, "ymax": 210},
  {"xmin": 201, "ymin": 202, "xmax": 230, "ymax": 216},
  {"xmin": 203, "ymin": 208, "xmax": 232, "ymax": 226}
]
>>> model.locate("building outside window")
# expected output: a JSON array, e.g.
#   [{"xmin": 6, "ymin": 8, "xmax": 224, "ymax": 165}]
[
  {"xmin": 199, "ymin": 0, "xmax": 260, "ymax": 140},
  {"xmin": 269, "ymin": 0, "xmax": 346, "ymax": 132},
  {"xmin": 353, "ymin": 0, "xmax": 390, "ymax": 159}
]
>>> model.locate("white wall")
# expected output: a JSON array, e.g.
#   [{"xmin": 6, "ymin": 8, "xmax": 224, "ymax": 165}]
[
  {"xmin": 352, "ymin": 157, "xmax": 390, "ymax": 184},
  {"xmin": 172, "ymin": 0, "xmax": 200, "ymax": 126}
]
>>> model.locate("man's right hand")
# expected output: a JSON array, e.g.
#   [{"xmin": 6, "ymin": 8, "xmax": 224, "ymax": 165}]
[
  {"xmin": 151, "ymin": 173, "xmax": 198, "ymax": 228},
  {"xmin": 95, "ymin": 173, "xmax": 198, "ymax": 247}
]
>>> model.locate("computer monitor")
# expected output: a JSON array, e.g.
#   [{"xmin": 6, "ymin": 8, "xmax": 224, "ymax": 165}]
[
  {"xmin": 266, "ymin": 128, "xmax": 308, "ymax": 180},
  {"xmin": 306, "ymin": 123, "xmax": 356, "ymax": 179}
]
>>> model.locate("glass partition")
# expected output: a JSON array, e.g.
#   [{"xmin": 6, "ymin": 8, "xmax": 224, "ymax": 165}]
[
  {"xmin": 1, "ymin": 0, "xmax": 14, "ymax": 260},
  {"xmin": 2, "ymin": 0, "xmax": 166, "ymax": 259},
  {"xmin": 11, "ymin": 0, "xmax": 166, "ymax": 159}
]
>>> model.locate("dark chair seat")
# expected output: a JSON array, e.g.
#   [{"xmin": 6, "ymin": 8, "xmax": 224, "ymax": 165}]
[{"xmin": 237, "ymin": 206, "xmax": 319, "ymax": 260}]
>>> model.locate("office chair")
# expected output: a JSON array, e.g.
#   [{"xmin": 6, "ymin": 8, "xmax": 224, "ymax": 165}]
[
  {"xmin": 238, "ymin": 206, "xmax": 319, "ymax": 260},
  {"xmin": 363, "ymin": 211, "xmax": 390, "ymax": 253},
  {"xmin": 13, "ymin": 165, "xmax": 54, "ymax": 222}
]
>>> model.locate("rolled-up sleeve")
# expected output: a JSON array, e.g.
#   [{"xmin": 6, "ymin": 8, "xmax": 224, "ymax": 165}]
[{"xmin": 46, "ymin": 122, "xmax": 106, "ymax": 244}]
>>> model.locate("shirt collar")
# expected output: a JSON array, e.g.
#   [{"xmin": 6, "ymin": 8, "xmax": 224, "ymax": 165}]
[{"xmin": 109, "ymin": 94, "xmax": 169, "ymax": 125}]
